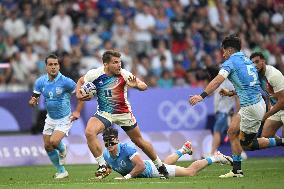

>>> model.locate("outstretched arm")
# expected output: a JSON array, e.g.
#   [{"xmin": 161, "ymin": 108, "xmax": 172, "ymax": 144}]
[
  {"xmin": 127, "ymin": 75, "xmax": 147, "ymax": 91},
  {"xmin": 70, "ymin": 99, "xmax": 84, "ymax": 122},
  {"xmin": 189, "ymin": 74, "xmax": 226, "ymax": 105},
  {"xmin": 114, "ymin": 155, "xmax": 145, "ymax": 179}
]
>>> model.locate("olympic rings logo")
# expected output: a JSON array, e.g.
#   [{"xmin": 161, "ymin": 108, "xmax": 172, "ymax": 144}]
[{"xmin": 158, "ymin": 100, "xmax": 207, "ymax": 129}]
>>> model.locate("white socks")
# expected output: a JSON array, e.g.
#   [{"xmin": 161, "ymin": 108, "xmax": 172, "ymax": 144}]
[
  {"xmin": 153, "ymin": 156, "xmax": 163, "ymax": 168},
  {"xmin": 95, "ymin": 154, "xmax": 106, "ymax": 166}
]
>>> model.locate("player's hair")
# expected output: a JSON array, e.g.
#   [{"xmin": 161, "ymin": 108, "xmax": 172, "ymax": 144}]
[
  {"xmin": 221, "ymin": 34, "xmax": 241, "ymax": 51},
  {"xmin": 102, "ymin": 50, "xmax": 121, "ymax": 64},
  {"xmin": 102, "ymin": 127, "xmax": 118, "ymax": 141},
  {"xmin": 249, "ymin": 52, "xmax": 266, "ymax": 61},
  {"xmin": 45, "ymin": 54, "xmax": 58, "ymax": 64}
]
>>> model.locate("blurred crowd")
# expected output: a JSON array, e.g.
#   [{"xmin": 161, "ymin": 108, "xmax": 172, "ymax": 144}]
[{"xmin": 0, "ymin": 0, "xmax": 283, "ymax": 92}]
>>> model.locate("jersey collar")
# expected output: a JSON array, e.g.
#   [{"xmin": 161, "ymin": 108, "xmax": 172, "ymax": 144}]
[
  {"xmin": 230, "ymin": 52, "xmax": 244, "ymax": 57},
  {"xmin": 47, "ymin": 72, "xmax": 62, "ymax": 82}
]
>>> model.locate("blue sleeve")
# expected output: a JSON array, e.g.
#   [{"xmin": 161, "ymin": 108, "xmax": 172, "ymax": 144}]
[
  {"xmin": 124, "ymin": 143, "xmax": 137, "ymax": 158},
  {"xmin": 64, "ymin": 77, "xmax": 76, "ymax": 93},
  {"xmin": 221, "ymin": 60, "xmax": 234, "ymax": 74},
  {"xmin": 34, "ymin": 77, "xmax": 43, "ymax": 94}
]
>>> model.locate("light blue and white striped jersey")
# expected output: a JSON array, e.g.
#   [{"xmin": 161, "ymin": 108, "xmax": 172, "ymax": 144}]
[
  {"xmin": 33, "ymin": 72, "xmax": 76, "ymax": 119},
  {"xmin": 103, "ymin": 143, "xmax": 152, "ymax": 178},
  {"xmin": 220, "ymin": 52, "xmax": 262, "ymax": 107}
]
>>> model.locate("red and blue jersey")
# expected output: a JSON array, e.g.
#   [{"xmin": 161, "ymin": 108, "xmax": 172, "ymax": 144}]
[{"xmin": 84, "ymin": 67, "xmax": 132, "ymax": 114}]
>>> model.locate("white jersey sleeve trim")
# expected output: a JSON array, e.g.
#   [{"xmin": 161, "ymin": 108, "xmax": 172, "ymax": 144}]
[
  {"xmin": 129, "ymin": 152, "xmax": 139, "ymax": 160},
  {"xmin": 33, "ymin": 90, "xmax": 41, "ymax": 94},
  {"xmin": 219, "ymin": 69, "xmax": 229, "ymax": 78}
]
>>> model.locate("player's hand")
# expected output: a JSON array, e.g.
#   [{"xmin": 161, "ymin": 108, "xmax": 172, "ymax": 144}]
[
  {"xmin": 77, "ymin": 90, "xmax": 93, "ymax": 101},
  {"xmin": 70, "ymin": 111, "xmax": 80, "ymax": 122},
  {"xmin": 219, "ymin": 88, "xmax": 231, "ymax": 96},
  {"xmin": 28, "ymin": 97, "xmax": 39, "ymax": 107},
  {"xmin": 127, "ymin": 75, "xmax": 138, "ymax": 88},
  {"xmin": 189, "ymin": 95, "xmax": 203, "ymax": 105}
]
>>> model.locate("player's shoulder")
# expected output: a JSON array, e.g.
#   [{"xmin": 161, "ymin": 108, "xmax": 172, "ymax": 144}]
[
  {"xmin": 85, "ymin": 67, "xmax": 104, "ymax": 82},
  {"xmin": 60, "ymin": 73, "xmax": 75, "ymax": 83},
  {"xmin": 35, "ymin": 74, "xmax": 48, "ymax": 84},
  {"xmin": 266, "ymin": 65, "xmax": 282, "ymax": 75},
  {"xmin": 266, "ymin": 65, "xmax": 284, "ymax": 81},
  {"xmin": 120, "ymin": 142, "xmax": 136, "ymax": 151},
  {"xmin": 87, "ymin": 67, "xmax": 104, "ymax": 75}
]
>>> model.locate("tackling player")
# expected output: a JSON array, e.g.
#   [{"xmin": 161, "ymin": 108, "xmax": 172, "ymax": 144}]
[
  {"xmin": 102, "ymin": 127, "xmax": 233, "ymax": 179},
  {"xmin": 250, "ymin": 52, "xmax": 284, "ymax": 138},
  {"xmin": 76, "ymin": 50, "xmax": 169, "ymax": 179},
  {"xmin": 29, "ymin": 54, "xmax": 84, "ymax": 179},
  {"xmin": 189, "ymin": 35, "xmax": 284, "ymax": 178}
]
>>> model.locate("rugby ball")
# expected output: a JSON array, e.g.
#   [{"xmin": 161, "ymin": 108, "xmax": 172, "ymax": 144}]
[{"xmin": 80, "ymin": 82, "xmax": 96, "ymax": 97}]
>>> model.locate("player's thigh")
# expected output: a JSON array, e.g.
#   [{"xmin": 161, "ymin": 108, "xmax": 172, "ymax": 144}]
[
  {"xmin": 85, "ymin": 116, "xmax": 108, "ymax": 135},
  {"xmin": 261, "ymin": 119, "xmax": 282, "ymax": 137},
  {"xmin": 125, "ymin": 125, "xmax": 143, "ymax": 142},
  {"xmin": 239, "ymin": 100, "xmax": 265, "ymax": 134}
]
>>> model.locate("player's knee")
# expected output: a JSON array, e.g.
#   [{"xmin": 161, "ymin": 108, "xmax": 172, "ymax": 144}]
[
  {"xmin": 85, "ymin": 127, "xmax": 98, "ymax": 139},
  {"xmin": 44, "ymin": 143, "xmax": 53, "ymax": 152},
  {"xmin": 50, "ymin": 138, "xmax": 60, "ymax": 148},
  {"xmin": 227, "ymin": 127, "xmax": 239, "ymax": 139}
]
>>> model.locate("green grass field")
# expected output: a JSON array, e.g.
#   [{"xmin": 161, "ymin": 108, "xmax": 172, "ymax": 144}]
[{"xmin": 0, "ymin": 157, "xmax": 283, "ymax": 189}]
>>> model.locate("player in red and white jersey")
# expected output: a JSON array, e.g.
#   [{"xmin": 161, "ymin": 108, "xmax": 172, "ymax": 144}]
[{"xmin": 76, "ymin": 50, "xmax": 169, "ymax": 179}]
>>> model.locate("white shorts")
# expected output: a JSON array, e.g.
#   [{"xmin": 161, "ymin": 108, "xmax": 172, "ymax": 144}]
[
  {"xmin": 239, "ymin": 99, "xmax": 266, "ymax": 134},
  {"xmin": 267, "ymin": 110, "xmax": 284, "ymax": 123},
  {"xmin": 146, "ymin": 160, "xmax": 176, "ymax": 178},
  {"xmin": 96, "ymin": 111, "xmax": 137, "ymax": 127},
  {"xmin": 42, "ymin": 114, "xmax": 72, "ymax": 136}
]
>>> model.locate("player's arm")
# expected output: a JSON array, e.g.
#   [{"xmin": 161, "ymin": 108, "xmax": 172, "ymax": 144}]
[
  {"xmin": 127, "ymin": 75, "xmax": 147, "ymax": 91},
  {"xmin": 127, "ymin": 154, "xmax": 146, "ymax": 178},
  {"xmin": 28, "ymin": 93, "xmax": 40, "ymax": 107},
  {"xmin": 75, "ymin": 76, "xmax": 92, "ymax": 101},
  {"xmin": 262, "ymin": 90, "xmax": 284, "ymax": 122},
  {"xmin": 70, "ymin": 99, "xmax": 84, "ymax": 122},
  {"xmin": 189, "ymin": 74, "xmax": 226, "ymax": 105}
]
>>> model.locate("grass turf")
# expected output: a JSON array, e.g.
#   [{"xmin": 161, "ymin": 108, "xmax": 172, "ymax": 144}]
[{"xmin": 0, "ymin": 157, "xmax": 283, "ymax": 189}]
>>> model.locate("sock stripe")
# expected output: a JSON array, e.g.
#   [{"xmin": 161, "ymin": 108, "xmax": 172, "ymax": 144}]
[
  {"xmin": 206, "ymin": 157, "xmax": 213, "ymax": 165},
  {"xmin": 232, "ymin": 155, "xmax": 242, "ymax": 162},
  {"xmin": 175, "ymin": 150, "xmax": 183, "ymax": 158},
  {"xmin": 268, "ymin": 138, "xmax": 276, "ymax": 147}
]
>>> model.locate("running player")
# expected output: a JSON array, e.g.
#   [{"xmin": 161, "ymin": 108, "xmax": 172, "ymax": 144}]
[
  {"xmin": 250, "ymin": 52, "xmax": 284, "ymax": 138},
  {"xmin": 102, "ymin": 127, "xmax": 232, "ymax": 179},
  {"xmin": 76, "ymin": 50, "xmax": 169, "ymax": 179},
  {"xmin": 189, "ymin": 35, "xmax": 284, "ymax": 178},
  {"xmin": 29, "ymin": 54, "xmax": 84, "ymax": 179}
]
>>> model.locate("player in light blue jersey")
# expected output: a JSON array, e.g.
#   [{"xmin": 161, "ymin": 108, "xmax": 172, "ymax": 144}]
[
  {"xmin": 102, "ymin": 127, "xmax": 233, "ymax": 179},
  {"xmin": 29, "ymin": 54, "xmax": 84, "ymax": 179},
  {"xmin": 189, "ymin": 35, "xmax": 284, "ymax": 178}
]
